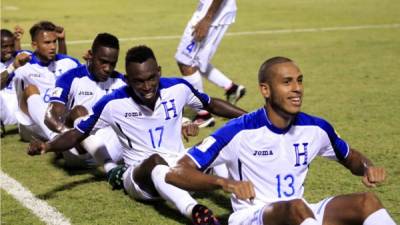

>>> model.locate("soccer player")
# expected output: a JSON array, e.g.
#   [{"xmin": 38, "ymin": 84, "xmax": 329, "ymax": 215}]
[
  {"xmin": 28, "ymin": 45, "xmax": 246, "ymax": 224},
  {"xmin": 1, "ymin": 28, "xmax": 30, "ymax": 136},
  {"xmin": 45, "ymin": 33, "xmax": 127, "ymax": 171},
  {"xmin": 13, "ymin": 21, "xmax": 80, "ymax": 142},
  {"xmin": 165, "ymin": 57, "xmax": 397, "ymax": 225},
  {"xmin": 175, "ymin": 0, "xmax": 246, "ymax": 128}
]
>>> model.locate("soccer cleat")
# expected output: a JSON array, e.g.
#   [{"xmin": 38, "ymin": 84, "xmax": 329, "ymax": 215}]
[
  {"xmin": 193, "ymin": 113, "xmax": 215, "ymax": 128},
  {"xmin": 192, "ymin": 204, "xmax": 221, "ymax": 225},
  {"xmin": 225, "ymin": 84, "xmax": 246, "ymax": 105},
  {"xmin": 106, "ymin": 165, "xmax": 127, "ymax": 190}
]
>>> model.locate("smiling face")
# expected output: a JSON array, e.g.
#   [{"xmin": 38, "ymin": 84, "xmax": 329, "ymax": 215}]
[
  {"xmin": 32, "ymin": 31, "xmax": 57, "ymax": 63},
  {"xmin": 260, "ymin": 61, "xmax": 304, "ymax": 119},
  {"xmin": 89, "ymin": 46, "xmax": 119, "ymax": 82},
  {"xmin": 126, "ymin": 58, "xmax": 161, "ymax": 107},
  {"xmin": 1, "ymin": 35, "xmax": 15, "ymax": 62}
]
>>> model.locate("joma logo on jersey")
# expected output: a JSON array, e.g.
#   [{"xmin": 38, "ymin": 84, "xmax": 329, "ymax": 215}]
[
  {"xmin": 28, "ymin": 73, "xmax": 41, "ymax": 78},
  {"xmin": 253, "ymin": 150, "xmax": 274, "ymax": 156},
  {"xmin": 124, "ymin": 112, "xmax": 143, "ymax": 118},
  {"xmin": 78, "ymin": 91, "xmax": 94, "ymax": 95}
]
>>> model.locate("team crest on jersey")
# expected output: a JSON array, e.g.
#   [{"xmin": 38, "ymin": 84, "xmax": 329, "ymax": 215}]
[{"xmin": 51, "ymin": 87, "xmax": 63, "ymax": 98}]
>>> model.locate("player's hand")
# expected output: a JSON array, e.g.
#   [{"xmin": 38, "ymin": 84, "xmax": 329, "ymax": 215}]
[
  {"xmin": 27, "ymin": 138, "xmax": 47, "ymax": 156},
  {"xmin": 362, "ymin": 166, "xmax": 386, "ymax": 188},
  {"xmin": 13, "ymin": 25, "xmax": 24, "ymax": 40},
  {"xmin": 192, "ymin": 17, "xmax": 212, "ymax": 42},
  {"xmin": 221, "ymin": 179, "xmax": 255, "ymax": 201},
  {"xmin": 55, "ymin": 26, "xmax": 65, "ymax": 40},
  {"xmin": 13, "ymin": 52, "xmax": 31, "ymax": 69},
  {"xmin": 182, "ymin": 120, "xmax": 199, "ymax": 142}
]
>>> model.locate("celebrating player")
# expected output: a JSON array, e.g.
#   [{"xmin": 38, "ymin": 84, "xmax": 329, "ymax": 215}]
[
  {"xmin": 166, "ymin": 57, "xmax": 397, "ymax": 225},
  {"xmin": 28, "ymin": 45, "xmax": 246, "ymax": 224},
  {"xmin": 12, "ymin": 21, "xmax": 80, "ymax": 142},
  {"xmin": 175, "ymin": 0, "xmax": 245, "ymax": 128}
]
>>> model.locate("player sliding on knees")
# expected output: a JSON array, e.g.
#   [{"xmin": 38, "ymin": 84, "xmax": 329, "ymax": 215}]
[{"xmin": 28, "ymin": 45, "xmax": 246, "ymax": 225}]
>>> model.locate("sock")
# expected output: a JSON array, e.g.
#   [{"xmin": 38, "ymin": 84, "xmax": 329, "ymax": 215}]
[
  {"xmin": 26, "ymin": 94, "xmax": 57, "ymax": 140},
  {"xmin": 300, "ymin": 218, "xmax": 318, "ymax": 225},
  {"xmin": 203, "ymin": 64, "xmax": 233, "ymax": 90},
  {"xmin": 363, "ymin": 209, "xmax": 396, "ymax": 225},
  {"xmin": 183, "ymin": 70, "xmax": 204, "ymax": 93},
  {"xmin": 151, "ymin": 164, "xmax": 197, "ymax": 218},
  {"xmin": 80, "ymin": 134, "xmax": 116, "ymax": 173}
]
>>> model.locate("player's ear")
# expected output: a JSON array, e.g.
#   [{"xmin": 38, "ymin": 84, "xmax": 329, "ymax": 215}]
[
  {"xmin": 259, "ymin": 83, "xmax": 270, "ymax": 99},
  {"xmin": 157, "ymin": 66, "xmax": 162, "ymax": 76},
  {"xmin": 31, "ymin": 41, "xmax": 37, "ymax": 51}
]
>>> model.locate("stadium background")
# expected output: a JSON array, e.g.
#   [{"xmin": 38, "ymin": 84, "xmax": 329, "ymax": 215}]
[{"xmin": 1, "ymin": 0, "xmax": 399, "ymax": 224}]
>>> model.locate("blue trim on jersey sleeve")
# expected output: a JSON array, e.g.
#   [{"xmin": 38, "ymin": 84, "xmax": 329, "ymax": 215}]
[
  {"xmin": 50, "ymin": 65, "xmax": 88, "ymax": 104},
  {"xmin": 76, "ymin": 86, "xmax": 130, "ymax": 134},
  {"xmin": 294, "ymin": 113, "xmax": 349, "ymax": 160},
  {"xmin": 188, "ymin": 108, "xmax": 268, "ymax": 170},
  {"xmin": 159, "ymin": 77, "xmax": 210, "ymax": 107}
]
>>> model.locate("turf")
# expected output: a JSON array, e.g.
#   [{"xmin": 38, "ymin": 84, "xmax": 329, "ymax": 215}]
[{"xmin": 1, "ymin": 0, "xmax": 399, "ymax": 224}]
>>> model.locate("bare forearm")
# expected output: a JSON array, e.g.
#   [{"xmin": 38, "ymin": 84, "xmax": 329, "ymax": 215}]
[
  {"xmin": 204, "ymin": 0, "xmax": 224, "ymax": 20},
  {"xmin": 166, "ymin": 166, "xmax": 225, "ymax": 192},
  {"xmin": 342, "ymin": 148, "xmax": 374, "ymax": 176},
  {"xmin": 1, "ymin": 71, "xmax": 10, "ymax": 89},
  {"xmin": 206, "ymin": 98, "xmax": 246, "ymax": 118},
  {"xmin": 45, "ymin": 129, "xmax": 86, "ymax": 153}
]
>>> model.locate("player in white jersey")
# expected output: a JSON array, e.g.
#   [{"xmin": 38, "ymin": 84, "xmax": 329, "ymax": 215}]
[
  {"xmin": 45, "ymin": 33, "xmax": 126, "ymax": 170},
  {"xmin": 28, "ymin": 45, "xmax": 246, "ymax": 225},
  {"xmin": 0, "ymin": 28, "xmax": 30, "ymax": 136},
  {"xmin": 166, "ymin": 57, "xmax": 397, "ymax": 225},
  {"xmin": 175, "ymin": 0, "xmax": 246, "ymax": 128},
  {"xmin": 13, "ymin": 21, "xmax": 80, "ymax": 142}
]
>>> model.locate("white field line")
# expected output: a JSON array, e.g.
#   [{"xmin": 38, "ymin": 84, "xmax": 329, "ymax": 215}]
[
  {"xmin": 21, "ymin": 23, "xmax": 400, "ymax": 47},
  {"xmin": 0, "ymin": 170, "xmax": 71, "ymax": 225}
]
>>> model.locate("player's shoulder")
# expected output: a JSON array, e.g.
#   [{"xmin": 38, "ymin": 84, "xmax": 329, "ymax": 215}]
[
  {"xmin": 158, "ymin": 77, "xmax": 190, "ymax": 89},
  {"xmin": 57, "ymin": 65, "xmax": 88, "ymax": 82},
  {"xmin": 294, "ymin": 112, "xmax": 335, "ymax": 134},
  {"xmin": 109, "ymin": 70, "xmax": 126, "ymax": 81},
  {"xmin": 54, "ymin": 54, "xmax": 81, "ymax": 65}
]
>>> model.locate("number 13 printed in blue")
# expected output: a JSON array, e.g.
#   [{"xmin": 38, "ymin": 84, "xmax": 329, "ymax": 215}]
[
  {"xmin": 276, "ymin": 174, "xmax": 295, "ymax": 198},
  {"xmin": 149, "ymin": 126, "xmax": 164, "ymax": 148}
]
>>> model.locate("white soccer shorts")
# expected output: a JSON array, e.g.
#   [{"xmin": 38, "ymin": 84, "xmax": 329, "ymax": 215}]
[{"xmin": 228, "ymin": 197, "xmax": 333, "ymax": 225}]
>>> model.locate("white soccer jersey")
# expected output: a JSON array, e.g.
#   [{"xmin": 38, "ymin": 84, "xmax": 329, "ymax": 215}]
[
  {"xmin": 187, "ymin": 107, "xmax": 350, "ymax": 212},
  {"xmin": 49, "ymin": 64, "xmax": 126, "ymax": 110},
  {"xmin": 76, "ymin": 78, "xmax": 211, "ymax": 166},
  {"xmin": 191, "ymin": 0, "xmax": 237, "ymax": 26},
  {"xmin": 13, "ymin": 53, "xmax": 80, "ymax": 105}
]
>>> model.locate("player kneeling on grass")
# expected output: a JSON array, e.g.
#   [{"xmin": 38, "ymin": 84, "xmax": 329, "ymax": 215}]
[
  {"xmin": 165, "ymin": 57, "xmax": 397, "ymax": 225},
  {"xmin": 28, "ymin": 45, "xmax": 246, "ymax": 225}
]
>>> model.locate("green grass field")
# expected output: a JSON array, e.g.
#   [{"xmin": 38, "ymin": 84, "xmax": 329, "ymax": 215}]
[{"xmin": 1, "ymin": 0, "xmax": 399, "ymax": 224}]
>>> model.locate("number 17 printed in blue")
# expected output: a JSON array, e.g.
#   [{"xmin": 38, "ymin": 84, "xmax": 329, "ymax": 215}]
[{"xmin": 149, "ymin": 126, "xmax": 164, "ymax": 148}]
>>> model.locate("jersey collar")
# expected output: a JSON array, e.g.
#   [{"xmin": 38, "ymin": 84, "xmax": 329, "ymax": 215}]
[{"xmin": 262, "ymin": 107, "xmax": 292, "ymax": 134}]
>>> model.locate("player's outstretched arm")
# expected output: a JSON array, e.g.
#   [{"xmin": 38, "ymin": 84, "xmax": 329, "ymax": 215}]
[
  {"xmin": 27, "ymin": 129, "xmax": 87, "ymax": 155},
  {"xmin": 166, "ymin": 155, "xmax": 255, "ymax": 200},
  {"xmin": 340, "ymin": 148, "xmax": 386, "ymax": 188},
  {"xmin": 13, "ymin": 25, "xmax": 24, "ymax": 51},
  {"xmin": 205, "ymin": 97, "xmax": 247, "ymax": 119}
]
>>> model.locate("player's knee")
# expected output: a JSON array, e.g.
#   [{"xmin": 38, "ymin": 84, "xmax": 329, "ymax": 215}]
[
  {"xmin": 148, "ymin": 154, "xmax": 168, "ymax": 166},
  {"xmin": 177, "ymin": 62, "xmax": 197, "ymax": 75},
  {"xmin": 24, "ymin": 85, "xmax": 40, "ymax": 97},
  {"xmin": 286, "ymin": 199, "xmax": 314, "ymax": 223},
  {"xmin": 66, "ymin": 105, "xmax": 88, "ymax": 127},
  {"xmin": 360, "ymin": 192, "xmax": 383, "ymax": 216}
]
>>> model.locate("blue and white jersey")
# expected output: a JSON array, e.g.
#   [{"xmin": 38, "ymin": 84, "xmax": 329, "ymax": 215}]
[
  {"xmin": 13, "ymin": 53, "xmax": 80, "ymax": 104},
  {"xmin": 192, "ymin": 0, "xmax": 237, "ymax": 26},
  {"xmin": 76, "ymin": 77, "xmax": 210, "ymax": 165},
  {"xmin": 0, "ymin": 50, "xmax": 32, "ymax": 94},
  {"xmin": 49, "ymin": 64, "xmax": 126, "ymax": 110},
  {"xmin": 187, "ymin": 107, "xmax": 350, "ymax": 211}
]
